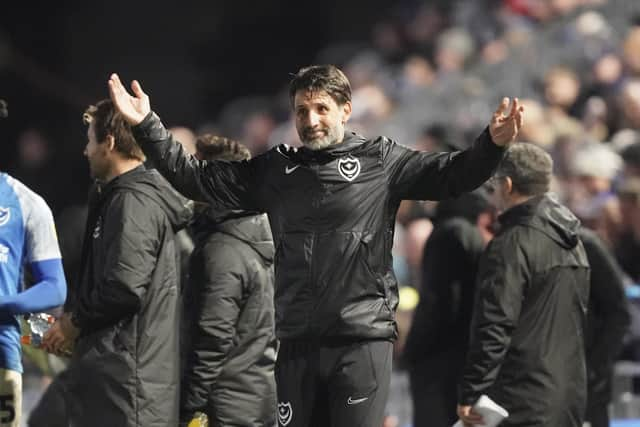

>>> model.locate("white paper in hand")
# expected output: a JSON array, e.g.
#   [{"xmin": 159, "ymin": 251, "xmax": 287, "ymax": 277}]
[{"xmin": 452, "ymin": 394, "xmax": 509, "ymax": 427}]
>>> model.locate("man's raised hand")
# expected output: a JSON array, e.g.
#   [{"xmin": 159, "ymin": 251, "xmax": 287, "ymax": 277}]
[
  {"xmin": 108, "ymin": 73, "xmax": 150, "ymax": 125},
  {"xmin": 489, "ymin": 97, "xmax": 524, "ymax": 147}
]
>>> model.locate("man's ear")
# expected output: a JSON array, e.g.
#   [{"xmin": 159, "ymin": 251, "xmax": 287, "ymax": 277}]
[
  {"xmin": 106, "ymin": 135, "xmax": 116, "ymax": 152},
  {"xmin": 341, "ymin": 101, "xmax": 352, "ymax": 124},
  {"xmin": 504, "ymin": 176, "xmax": 514, "ymax": 195}
]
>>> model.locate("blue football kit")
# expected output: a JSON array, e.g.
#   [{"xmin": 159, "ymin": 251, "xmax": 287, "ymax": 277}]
[{"xmin": 0, "ymin": 173, "xmax": 66, "ymax": 372}]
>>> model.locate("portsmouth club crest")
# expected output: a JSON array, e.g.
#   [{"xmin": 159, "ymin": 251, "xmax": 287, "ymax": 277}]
[
  {"xmin": 337, "ymin": 156, "xmax": 361, "ymax": 182},
  {"xmin": 0, "ymin": 207, "xmax": 10, "ymax": 227},
  {"xmin": 278, "ymin": 401, "xmax": 293, "ymax": 426}
]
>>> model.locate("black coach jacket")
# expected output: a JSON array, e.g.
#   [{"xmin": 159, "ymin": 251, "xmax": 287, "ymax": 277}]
[
  {"xmin": 133, "ymin": 112, "xmax": 504, "ymax": 340},
  {"xmin": 181, "ymin": 211, "xmax": 277, "ymax": 425},
  {"xmin": 460, "ymin": 194, "xmax": 590, "ymax": 427},
  {"xmin": 66, "ymin": 166, "xmax": 192, "ymax": 427}
]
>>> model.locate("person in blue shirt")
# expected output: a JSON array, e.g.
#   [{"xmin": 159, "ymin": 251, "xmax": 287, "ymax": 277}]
[{"xmin": 0, "ymin": 172, "xmax": 67, "ymax": 427}]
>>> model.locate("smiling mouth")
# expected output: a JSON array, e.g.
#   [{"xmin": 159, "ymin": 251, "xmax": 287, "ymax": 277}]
[{"xmin": 305, "ymin": 130, "xmax": 325, "ymax": 139}]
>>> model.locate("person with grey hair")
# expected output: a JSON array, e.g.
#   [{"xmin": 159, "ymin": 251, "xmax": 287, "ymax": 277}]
[{"xmin": 457, "ymin": 143, "xmax": 590, "ymax": 427}]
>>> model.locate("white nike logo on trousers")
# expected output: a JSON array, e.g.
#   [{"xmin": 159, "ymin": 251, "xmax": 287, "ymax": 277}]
[
  {"xmin": 347, "ymin": 396, "xmax": 368, "ymax": 405},
  {"xmin": 285, "ymin": 165, "xmax": 300, "ymax": 174}
]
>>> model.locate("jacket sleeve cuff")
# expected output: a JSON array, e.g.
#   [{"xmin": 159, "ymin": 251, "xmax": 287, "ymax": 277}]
[
  {"xmin": 479, "ymin": 126, "xmax": 506, "ymax": 153},
  {"xmin": 459, "ymin": 393, "xmax": 480, "ymax": 406},
  {"xmin": 131, "ymin": 111, "xmax": 165, "ymax": 142},
  {"xmin": 458, "ymin": 381, "xmax": 481, "ymax": 406}
]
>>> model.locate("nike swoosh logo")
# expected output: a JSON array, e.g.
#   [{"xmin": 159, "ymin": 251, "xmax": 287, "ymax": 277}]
[
  {"xmin": 347, "ymin": 396, "xmax": 368, "ymax": 405},
  {"xmin": 285, "ymin": 165, "xmax": 300, "ymax": 174}
]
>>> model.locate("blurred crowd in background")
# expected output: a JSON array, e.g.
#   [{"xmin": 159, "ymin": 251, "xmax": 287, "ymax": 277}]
[{"xmin": 3, "ymin": 0, "xmax": 640, "ymax": 425}]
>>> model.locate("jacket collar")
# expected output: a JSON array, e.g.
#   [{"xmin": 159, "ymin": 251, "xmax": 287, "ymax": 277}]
[{"xmin": 498, "ymin": 195, "xmax": 544, "ymax": 227}]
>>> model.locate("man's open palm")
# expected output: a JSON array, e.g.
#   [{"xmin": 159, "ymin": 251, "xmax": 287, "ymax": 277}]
[
  {"xmin": 108, "ymin": 73, "xmax": 150, "ymax": 125},
  {"xmin": 489, "ymin": 97, "xmax": 524, "ymax": 147}
]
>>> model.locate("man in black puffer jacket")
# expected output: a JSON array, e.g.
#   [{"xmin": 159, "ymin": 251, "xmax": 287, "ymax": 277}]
[
  {"xmin": 181, "ymin": 135, "xmax": 277, "ymax": 426},
  {"xmin": 109, "ymin": 65, "xmax": 523, "ymax": 427},
  {"xmin": 32, "ymin": 99, "xmax": 192, "ymax": 427},
  {"xmin": 458, "ymin": 143, "xmax": 590, "ymax": 427}
]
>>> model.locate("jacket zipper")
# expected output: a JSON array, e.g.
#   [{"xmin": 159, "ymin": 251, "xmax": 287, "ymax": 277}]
[{"xmin": 307, "ymin": 231, "xmax": 316, "ymax": 333}]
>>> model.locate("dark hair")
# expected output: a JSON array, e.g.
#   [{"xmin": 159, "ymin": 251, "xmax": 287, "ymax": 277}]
[
  {"xmin": 195, "ymin": 134, "xmax": 251, "ymax": 162},
  {"xmin": 434, "ymin": 187, "xmax": 492, "ymax": 223},
  {"xmin": 422, "ymin": 123, "xmax": 465, "ymax": 151},
  {"xmin": 496, "ymin": 143, "xmax": 553, "ymax": 196},
  {"xmin": 617, "ymin": 177, "xmax": 640, "ymax": 202},
  {"xmin": 621, "ymin": 142, "xmax": 640, "ymax": 168},
  {"xmin": 83, "ymin": 99, "xmax": 144, "ymax": 161},
  {"xmin": 288, "ymin": 65, "xmax": 351, "ymax": 106}
]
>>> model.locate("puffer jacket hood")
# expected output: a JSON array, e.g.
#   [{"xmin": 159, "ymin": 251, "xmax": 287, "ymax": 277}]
[
  {"xmin": 193, "ymin": 210, "xmax": 274, "ymax": 265},
  {"xmin": 499, "ymin": 193, "xmax": 580, "ymax": 249}
]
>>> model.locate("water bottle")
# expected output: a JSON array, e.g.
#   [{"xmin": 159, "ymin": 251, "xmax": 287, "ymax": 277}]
[
  {"xmin": 625, "ymin": 283, "xmax": 640, "ymax": 300},
  {"xmin": 187, "ymin": 412, "xmax": 209, "ymax": 427},
  {"xmin": 21, "ymin": 313, "xmax": 55, "ymax": 348}
]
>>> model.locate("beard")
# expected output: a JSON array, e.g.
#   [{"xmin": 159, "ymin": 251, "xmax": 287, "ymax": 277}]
[{"xmin": 300, "ymin": 124, "xmax": 343, "ymax": 151}]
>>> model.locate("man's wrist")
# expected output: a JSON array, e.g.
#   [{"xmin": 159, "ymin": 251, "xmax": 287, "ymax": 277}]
[
  {"xmin": 459, "ymin": 394, "xmax": 479, "ymax": 406},
  {"xmin": 482, "ymin": 126, "xmax": 506, "ymax": 150},
  {"xmin": 131, "ymin": 111, "xmax": 157, "ymax": 138},
  {"xmin": 63, "ymin": 311, "xmax": 81, "ymax": 333}
]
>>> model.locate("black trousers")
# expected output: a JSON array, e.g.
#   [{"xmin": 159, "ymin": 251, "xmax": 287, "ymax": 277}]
[
  {"xmin": 275, "ymin": 338, "xmax": 392, "ymax": 427},
  {"xmin": 28, "ymin": 370, "xmax": 74, "ymax": 427},
  {"xmin": 408, "ymin": 354, "xmax": 461, "ymax": 427},
  {"xmin": 585, "ymin": 368, "xmax": 613, "ymax": 427}
]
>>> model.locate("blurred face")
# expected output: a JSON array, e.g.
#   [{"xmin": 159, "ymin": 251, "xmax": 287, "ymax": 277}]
[
  {"xmin": 624, "ymin": 164, "xmax": 640, "ymax": 179},
  {"xmin": 169, "ymin": 126, "xmax": 196, "ymax": 155},
  {"xmin": 545, "ymin": 72, "xmax": 580, "ymax": 109},
  {"xmin": 623, "ymin": 28, "xmax": 640, "ymax": 74},
  {"xmin": 550, "ymin": 0, "xmax": 579, "ymax": 15},
  {"xmin": 84, "ymin": 122, "xmax": 112, "ymax": 181},
  {"xmin": 488, "ymin": 176, "xmax": 510, "ymax": 213},
  {"xmin": 622, "ymin": 82, "xmax": 640, "ymax": 128},
  {"xmin": 619, "ymin": 194, "xmax": 640, "ymax": 234},
  {"xmin": 294, "ymin": 90, "xmax": 352, "ymax": 150},
  {"xmin": 477, "ymin": 210, "xmax": 497, "ymax": 244},
  {"xmin": 577, "ymin": 174, "xmax": 611, "ymax": 195},
  {"xmin": 594, "ymin": 54, "xmax": 622, "ymax": 85}
]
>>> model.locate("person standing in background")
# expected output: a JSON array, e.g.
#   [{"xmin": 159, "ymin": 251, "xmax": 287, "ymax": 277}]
[
  {"xmin": 180, "ymin": 134, "xmax": 277, "ymax": 426},
  {"xmin": 404, "ymin": 189, "xmax": 495, "ymax": 427},
  {"xmin": 458, "ymin": 143, "xmax": 590, "ymax": 427}
]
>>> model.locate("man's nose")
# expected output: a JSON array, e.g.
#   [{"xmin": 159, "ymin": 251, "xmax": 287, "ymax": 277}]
[{"xmin": 307, "ymin": 111, "xmax": 321, "ymax": 127}]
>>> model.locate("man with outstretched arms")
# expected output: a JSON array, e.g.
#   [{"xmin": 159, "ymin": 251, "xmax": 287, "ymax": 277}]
[{"xmin": 109, "ymin": 65, "xmax": 523, "ymax": 427}]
